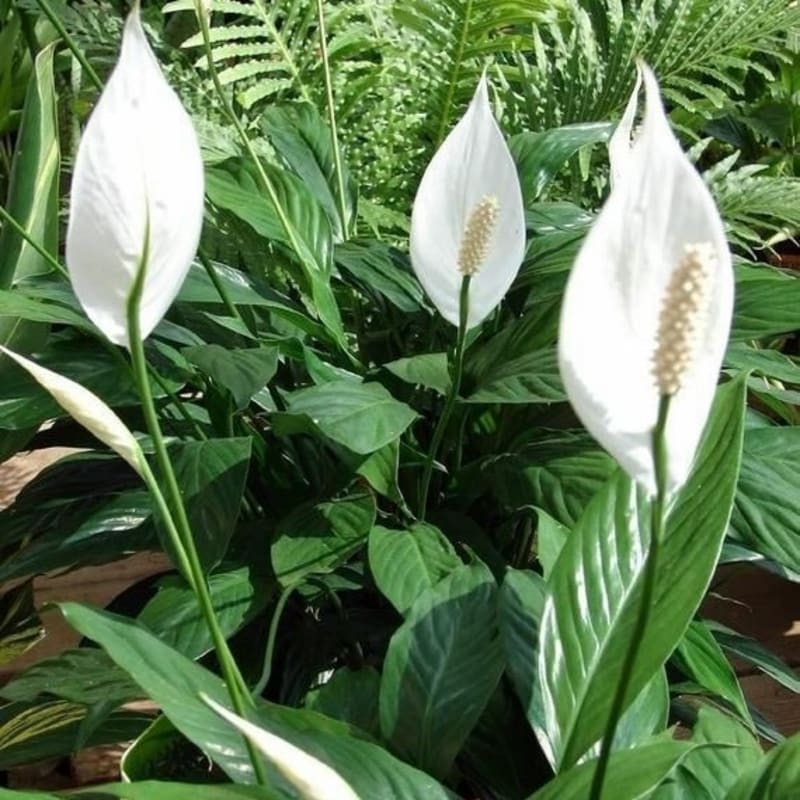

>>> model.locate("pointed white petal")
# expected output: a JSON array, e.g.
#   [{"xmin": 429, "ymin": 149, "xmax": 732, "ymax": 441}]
[
  {"xmin": 66, "ymin": 6, "xmax": 204, "ymax": 348},
  {"xmin": 608, "ymin": 66, "xmax": 642, "ymax": 187},
  {"xmin": 559, "ymin": 64, "xmax": 733, "ymax": 495},
  {"xmin": 410, "ymin": 76, "xmax": 525, "ymax": 328},
  {"xmin": 0, "ymin": 347, "xmax": 144, "ymax": 475},
  {"xmin": 204, "ymin": 697, "xmax": 360, "ymax": 800}
]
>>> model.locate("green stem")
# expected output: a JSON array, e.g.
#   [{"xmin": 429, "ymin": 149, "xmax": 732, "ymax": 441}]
[
  {"xmin": 314, "ymin": 0, "xmax": 349, "ymax": 239},
  {"xmin": 418, "ymin": 276, "xmax": 471, "ymax": 519},
  {"xmin": 34, "ymin": 0, "xmax": 102, "ymax": 90},
  {"xmin": 199, "ymin": 248, "xmax": 256, "ymax": 336},
  {"xmin": 126, "ymin": 228, "xmax": 267, "ymax": 786},
  {"xmin": 253, "ymin": 582, "xmax": 297, "ymax": 697},
  {"xmin": 588, "ymin": 394, "xmax": 671, "ymax": 800},
  {"xmin": 0, "ymin": 205, "xmax": 68, "ymax": 279}
]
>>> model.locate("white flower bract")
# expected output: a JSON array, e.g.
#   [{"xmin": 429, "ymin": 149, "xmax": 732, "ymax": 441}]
[
  {"xmin": 0, "ymin": 347, "xmax": 144, "ymax": 476},
  {"xmin": 65, "ymin": 5, "xmax": 204, "ymax": 348},
  {"xmin": 204, "ymin": 697, "xmax": 361, "ymax": 800},
  {"xmin": 410, "ymin": 76, "xmax": 525, "ymax": 329},
  {"xmin": 558, "ymin": 64, "xmax": 734, "ymax": 495}
]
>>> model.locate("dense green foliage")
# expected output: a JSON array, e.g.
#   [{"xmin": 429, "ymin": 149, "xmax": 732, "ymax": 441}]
[{"xmin": 0, "ymin": 1, "xmax": 799, "ymax": 798}]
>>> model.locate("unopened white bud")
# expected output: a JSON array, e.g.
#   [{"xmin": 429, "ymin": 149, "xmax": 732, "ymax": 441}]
[
  {"xmin": 652, "ymin": 242, "xmax": 715, "ymax": 396},
  {"xmin": 457, "ymin": 195, "xmax": 499, "ymax": 276}
]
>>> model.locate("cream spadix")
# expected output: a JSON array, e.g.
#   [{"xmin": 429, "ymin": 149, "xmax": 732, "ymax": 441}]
[
  {"xmin": 410, "ymin": 76, "xmax": 525, "ymax": 328},
  {"xmin": 66, "ymin": 5, "xmax": 204, "ymax": 348},
  {"xmin": 558, "ymin": 64, "xmax": 734, "ymax": 495},
  {"xmin": 0, "ymin": 347, "xmax": 144, "ymax": 475},
  {"xmin": 204, "ymin": 697, "xmax": 360, "ymax": 800}
]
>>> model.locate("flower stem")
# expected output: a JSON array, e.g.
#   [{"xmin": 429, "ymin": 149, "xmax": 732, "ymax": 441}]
[
  {"xmin": 314, "ymin": 0, "xmax": 349, "ymax": 239},
  {"xmin": 418, "ymin": 276, "xmax": 471, "ymax": 519},
  {"xmin": 126, "ymin": 231, "xmax": 267, "ymax": 785},
  {"xmin": 588, "ymin": 394, "xmax": 670, "ymax": 800}
]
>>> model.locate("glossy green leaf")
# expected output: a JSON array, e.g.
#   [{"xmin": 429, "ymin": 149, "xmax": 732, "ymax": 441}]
[
  {"xmin": 165, "ymin": 438, "xmax": 251, "ymax": 573},
  {"xmin": 263, "ymin": 103, "xmax": 357, "ymax": 239},
  {"xmin": 465, "ymin": 347, "xmax": 565, "ymax": 404},
  {"xmin": 58, "ymin": 603, "xmax": 453, "ymax": 798},
  {"xmin": 383, "ymin": 353, "xmax": 450, "ymax": 395},
  {"xmin": 498, "ymin": 568, "xmax": 550, "ymax": 760},
  {"xmin": 368, "ymin": 523, "xmax": 462, "ymax": 615},
  {"xmin": 335, "ymin": 242, "xmax": 424, "ymax": 313},
  {"xmin": 138, "ymin": 564, "xmax": 273, "ymax": 660},
  {"xmin": 732, "ymin": 273, "xmax": 800, "ymax": 340},
  {"xmin": 534, "ymin": 508, "xmax": 569, "ymax": 578},
  {"xmin": 0, "ymin": 699, "xmax": 148, "ymax": 771},
  {"xmin": 673, "ymin": 621, "xmax": 751, "ymax": 724},
  {"xmin": 539, "ymin": 378, "xmax": 746, "ymax": 769},
  {"xmin": 379, "ymin": 562, "xmax": 505, "ymax": 779},
  {"xmin": 0, "ymin": 44, "xmax": 58, "ymax": 285},
  {"xmin": 272, "ymin": 493, "xmax": 376, "ymax": 585},
  {"xmin": 84, "ymin": 783, "xmax": 282, "ymax": 799},
  {"xmin": 184, "ymin": 345, "xmax": 278, "ymax": 410},
  {"xmin": 305, "ymin": 667, "xmax": 381, "ymax": 738},
  {"xmin": 509, "ymin": 123, "xmax": 612, "ymax": 206},
  {"xmin": 0, "ymin": 648, "xmax": 139, "ymax": 705},
  {"xmin": 274, "ymin": 380, "xmax": 417, "ymax": 455},
  {"xmin": 725, "ymin": 732, "xmax": 800, "ymax": 799},
  {"xmin": 731, "ymin": 426, "xmax": 800, "ymax": 574},
  {"xmin": 528, "ymin": 741, "xmax": 699, "ymax": 800},
  {"xmin": 355, "ymin": 440, "xmax": 404, "ymax": 505},
  {"xmin": 707, "ymin": 620, "xmax": 800, "ymax": 694},
  {"xmin": 486, "ymin": 435, "xmax": 615, "ymax": 526}
]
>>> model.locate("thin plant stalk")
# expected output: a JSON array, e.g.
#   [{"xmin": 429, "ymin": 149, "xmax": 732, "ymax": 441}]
[
  {"xmin": 126, "ymin": 229, "xmax": 267, "ymax": 785},
  {"xmin": 418, "ymin": 275, "xmax": 471, "ymax": 519},
  {"xmin": 0, "ymin": 205, "xmax": 69, "ymax": 279},
  {"xmin": 34, "ymin": 0, "xmax": 102, "ymax": 90},
  {"xmin": 588, "ymin": 394, "xmax": 671, "ymax": 800},
  {"xmin": 254, "ymin": 582, "xmax": 297, "ymax": 697},
  {"xmin": 314, "ymin": 0, "xmax": 349, "ymax": 238}
]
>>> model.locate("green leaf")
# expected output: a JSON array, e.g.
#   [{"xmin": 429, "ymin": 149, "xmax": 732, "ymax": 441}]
[
  {"xmin": 706, "ymin": 620, "xmax": 800, "ymax": 694},
  {"xmin": 534, "ymin": 508, "xmax": 570, "ymax": 578},
  {"xmin": 0, "ymin": 649, "xmax": 140, "ymax": 706},
  {"xmin": 528, "ymin": 741, "xmax": 699, "ymax": 800},
  {"xmin": 0, "ymin": 700, "xmax": 148, "ymax": 771},
  {"xmin": 724, "ymin": 342, "xmax": 800, "ymax": 385},
  {"xmin": 166, "ymin": 439, "xmax": 251, "ymax": 573},
  {"xmin": 263, "ymin": 103, "xmax": 357, "ymax": 240},
  {"xmin": 272, "ymin": 493, "xmax": 376, "ymax": 585},
  {"xmin": 335, "ymin": 242, "xmax": 424, "ymax": 313},
  {"xmin": 138, "ymin": 565, "xmax": 273, "ymax": 660},
  {"xmin": 83, "ymin": 783, "xmax": 283, "ymax": 799},
  {"xmin": 732, "ymin": 272, "xmax": 800, "ymax": 340},
  {"xmin": 0, "ymin": 44, "xmax": 59, "ymax": 285},
  {"xmin": 465, "ymin": 347, "xmax": 565, "ymax": 404},
  {"xmin": 355, "ymin": 440, "xmax": 405, "ymax": 506},
  {"xmin": 539, "ymin": 378, "xmax": 746, "ymax": 768},
  {"xmin": 486, "ymin": 435, "xmax": 615, "ymax": 526},
  {"xmin": 0, "ymin": 581, "xmax": 43, "ymax": 666},
  {"xmin": 673, "ymin": 621, "xmax": 751, "ymax": 724},
  {"xmin": 509, "ymin": 123, "xmax": 612, "ymax": 206},
  {"xmin": 498, "ymin": 568, "xmax": 549, "ymax": 758},
  {"xmin": 183, "ymin": 345, "xmax": 278, "ymax": 410},
  {"xmin": 368, "ymin": 524, "xmax": 462, "ymax": 615},
  {"xmin": 668, "ymin": 707, "xmax": 762, "ymax": 799},
  {"xmin": 383, "ymin": 353, "xmax": 450, "ymax": 395},
  {"xmin": 725, "ymin": 732, "xmax": 800, "ymax": 799},
  {"xmin": 274, "ymin": 380, "xmax": 417, "ymax": 455},
  {"xmin": 58, "ymin": 603, "xmax": 453, "ymax": 798},
  {"xmin": 730, "ymin": 426, "xmax": 800, "ymax": 574},
  {"xmin": 379, "ymin": 562, "xmax": 505, "ymax": 779},
  {"xmin": 305, "ymin": 667, "xmax": 381, "ymax": 738}
]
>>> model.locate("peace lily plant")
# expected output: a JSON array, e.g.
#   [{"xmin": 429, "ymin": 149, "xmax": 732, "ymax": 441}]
[
  {"xmin": 411, "ymin": 75, "xmax": 525, "ymax": 515},
  {"xmin": 559, "ymin": 63, "xmax": 734, "ymax": 799}
]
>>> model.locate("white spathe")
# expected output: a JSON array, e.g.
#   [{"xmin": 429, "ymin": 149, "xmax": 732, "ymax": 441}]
[
  {"xmin": 204, "ymin": 697, "xmax": 361, "ymax": 800},
  {"xmin": 558, "ymin": 64, "xmax": 734, "ymax": 495},
  {"xmin": 410, "ymin": 76, "xmax": 525, "ymax": 329},
  {"xmin": 0, "ymin": 347, "xmax": 144, "ymax": 475},
  {"xmin": 66, "ymin": 5, "xmax": 204, "ymax": 348}
]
